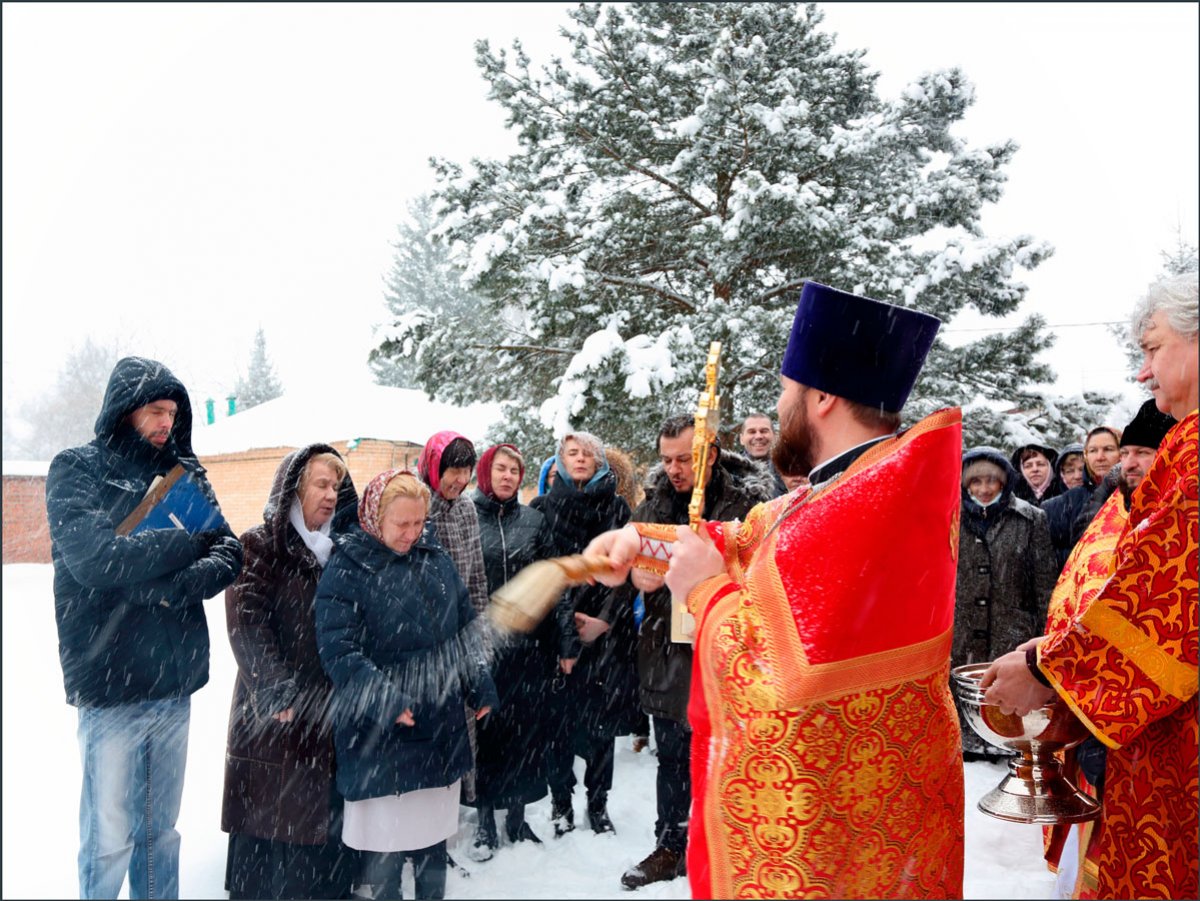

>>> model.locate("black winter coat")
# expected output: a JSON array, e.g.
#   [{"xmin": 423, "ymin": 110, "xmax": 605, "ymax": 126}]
[
  {"xmin": 471, "ymin": 489, "xmax": 559, "ymax": 806},
  {"xmin": 221, "ymin": 444, "xmax": 358, "ymax": 844},
  {"xmin": 314, "ymin": 524, "xmax": 498, "ymax": 802},
  {"xmin": 954, "ymin": 447, "xmax": 1057, "ymax": 754},
  {"xmin": 530, "ymin": 469, "xmax": 637, "ymax": 735},
  {"xmin": 46, "ymin": 356, "xmax": 242, "ymax": 707},
  {"xmin": 1042, "ymin": 479, "xmax": 1097, "ymax": 572},
  {"xmin": 622, "ymin": 452, "xmax": 773, "ymax": 724},
  {"xmin": 1070, "ymin": 466, "xmax": 1123, "ymax": 547}
]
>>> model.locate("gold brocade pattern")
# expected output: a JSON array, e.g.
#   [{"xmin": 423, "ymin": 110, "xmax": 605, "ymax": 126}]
[
  {"xmin": 685, "ymin": 409, "xmax": 965, "ymax": 899},
  {"xmin": 697, "ymin": 582, "xmax": 963, "ymax": 898},
  {"xmin": 633, "ymin": 522, "xmax": 681, "ymax": 544},
  {"xmin": 1078, "ymin": 603, "xmax": 1197, "ymax": 700},
  {"xmin": 1040, "ymin": 489, "xmax": 1127, "ymax": 895},
  {"xmin": 689, "ymin": 443, "xmax": 965, "ymax": 897},
  {"xmin": 1044, "ymin": 490, "xmax": 1127, "ymax": 637}
]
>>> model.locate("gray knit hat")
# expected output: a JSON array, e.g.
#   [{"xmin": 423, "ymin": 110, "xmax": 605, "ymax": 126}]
[{"xmin": 961, "ymin": 458, "xmax": 1007, "ymax": 489}]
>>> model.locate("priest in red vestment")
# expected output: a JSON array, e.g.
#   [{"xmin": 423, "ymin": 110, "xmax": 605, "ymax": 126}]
[
  {"xmin": 983, "ymin": 272, "xmax": 1198, "ymax": 901},
  {"xmin": 588, "ymin": 281, "xmax": 964, "ymax": 899},
  {"xmin": 1040, "ymin": 398, "xmax": 1177, "ymax": 900}
]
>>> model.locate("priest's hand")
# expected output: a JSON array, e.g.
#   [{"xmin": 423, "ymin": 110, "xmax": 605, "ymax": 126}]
[
  {"xmin": 583, "ymin": 524, "xmax": 641, "ymax": 586},
  {"xmin": 665, "ymin": 525, "xmax": 724, "ymax": 603},
  {"xmin": 980, "ymin": 649, "xmax": 1056, "ymax": 716}
]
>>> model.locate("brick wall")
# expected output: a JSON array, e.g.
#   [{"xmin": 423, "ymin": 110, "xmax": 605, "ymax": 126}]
[
  {"xmin": 3, "ymin": 476, "xmax": 52, "ymax": 563},
  {"xmin": 202, "ymin": 439, "xmax": 424, "ymax": 537},
  {"xmin": 3, "ymin": 439, "xmax": 450, "ymax": 564}
]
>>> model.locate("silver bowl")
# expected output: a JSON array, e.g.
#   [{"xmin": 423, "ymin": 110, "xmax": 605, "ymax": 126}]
[{"xmin": 951, "ymin": 662, "xmax": 1101, "ymax": 825}]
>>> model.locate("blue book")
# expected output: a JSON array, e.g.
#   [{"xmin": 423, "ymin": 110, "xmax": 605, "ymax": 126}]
[{"xmin": 115, "ymin": 464, "xmax": 227, "ymax": 536}]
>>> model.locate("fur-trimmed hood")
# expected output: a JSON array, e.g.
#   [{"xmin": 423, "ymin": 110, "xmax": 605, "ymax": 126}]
[{"xmin": 641, "ymin": 448, "xmax": 775, "ymax": 514}]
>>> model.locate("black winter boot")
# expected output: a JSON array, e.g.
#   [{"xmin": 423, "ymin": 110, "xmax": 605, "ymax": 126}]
[
  {"xmin": 621, "ymin": 846, "xmax": 686, "ymax": 889},
  {"xmin": 467, "ymin": 806, "xmax": 498, "ymax": 862},
  {"xmin": 505, "ymin": 805, "xmax": 543, "ymax": 844},
  {"xmin": 587, "ymin": 793, "xmax": 615, "ymax": 835},
  {"xmin": 550, "ymin": 793, "xmax": 575, "ymax": 838}
]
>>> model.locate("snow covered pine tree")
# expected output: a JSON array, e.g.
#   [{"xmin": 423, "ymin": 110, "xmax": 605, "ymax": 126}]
[{"xmin": 372, "ymin": 2, "xmax": 1111, "ymax": 453}]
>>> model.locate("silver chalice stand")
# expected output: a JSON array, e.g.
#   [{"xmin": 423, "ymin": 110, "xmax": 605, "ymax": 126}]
[{"xmin": 951, "ymin": 662, "xmax": 1101, "ymax": 825}]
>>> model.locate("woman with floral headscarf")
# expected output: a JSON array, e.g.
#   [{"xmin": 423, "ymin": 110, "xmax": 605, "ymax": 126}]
[{"xmin": 315, "ymin": 470, "xmax": 497, "ymax": 900}]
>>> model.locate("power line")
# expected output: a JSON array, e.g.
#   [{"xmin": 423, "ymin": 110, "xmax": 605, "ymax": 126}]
[{"xmin": 943, "ymin": 320, "xmax": 1126, "ymax": 334}]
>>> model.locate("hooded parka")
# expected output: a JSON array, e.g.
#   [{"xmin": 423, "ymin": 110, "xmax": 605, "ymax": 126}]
[
  {"xmin": 1042, "ymin": 443, "xmax": 1097, "ymax": 570},
  {"xmin": 954, "ymin": 446, "xmax": 1058, "ymax": 755},
  {"xmin": 1009, "ymin": 442, "xmax": 1066, "ymax": 507},
  {"xmin": 46, "ymin": 356, "xmax": 242, "ymax": 707},
  {"xmin": 221, "ymin": 444, "xmax": 358, "ymax": 845}
]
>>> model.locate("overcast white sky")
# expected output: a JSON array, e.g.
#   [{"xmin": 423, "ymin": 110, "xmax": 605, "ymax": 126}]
[{"xmin": 3, "ymin": 2, "xmax": 1197, "ymax": 430}]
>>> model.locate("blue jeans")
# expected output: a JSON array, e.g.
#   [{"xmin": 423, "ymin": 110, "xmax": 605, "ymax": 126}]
[{"xmin": 77, "ymin": 697, "xmax": 191, "ymax": 899}]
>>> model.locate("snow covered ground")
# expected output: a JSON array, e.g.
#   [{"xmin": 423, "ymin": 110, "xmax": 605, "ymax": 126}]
[{"xmin": 2, "ymin": 563, "xmax": 1056, "ymax": 899}]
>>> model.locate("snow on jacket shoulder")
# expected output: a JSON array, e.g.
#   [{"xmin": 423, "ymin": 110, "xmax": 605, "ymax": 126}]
[{"xmin": 46, "ymin": 356, "xmax": 242, "ymax": 707}]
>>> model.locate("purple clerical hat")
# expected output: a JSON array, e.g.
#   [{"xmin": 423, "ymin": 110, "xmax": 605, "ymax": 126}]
[{"xmin": 779, "ymin": 281, "xmax": 941, "ymax": 413}]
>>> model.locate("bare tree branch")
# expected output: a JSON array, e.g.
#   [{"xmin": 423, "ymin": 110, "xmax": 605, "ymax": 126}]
[{"xmin": 596, "ymin": 272, "xmax": 698, "ymax": 312}]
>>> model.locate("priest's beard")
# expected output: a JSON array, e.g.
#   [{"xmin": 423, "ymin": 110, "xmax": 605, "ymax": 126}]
[{"xmin": 772, "ymin": 392, "xmax": 818, "ymax": 478}]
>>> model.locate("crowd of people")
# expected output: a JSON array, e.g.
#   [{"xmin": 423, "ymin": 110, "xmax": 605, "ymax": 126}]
[{"xmin": 44, "ymin": 273, "xmax": 1196, "ymax": 900}]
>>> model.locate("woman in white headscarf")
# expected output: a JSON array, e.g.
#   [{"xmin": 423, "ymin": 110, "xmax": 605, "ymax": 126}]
[{"xmin": 221, "ymin": 445, "xmax": 358, "ymax": 900}]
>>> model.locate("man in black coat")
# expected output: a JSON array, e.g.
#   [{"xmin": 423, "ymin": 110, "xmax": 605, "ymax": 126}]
[
  {"xmin": 619, "ymin": 415, "xmax": 773, "ymax": 890},
  {"xmin": 46, "ymin": 356, "xmax": 243, "ymax": 900}
]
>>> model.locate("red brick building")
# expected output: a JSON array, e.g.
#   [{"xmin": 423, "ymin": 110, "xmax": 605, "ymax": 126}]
[
  {"xmin": 191, "ymin": 383, "xmax": 501, "ymax": 537},
  {"xmin": 3, "ymin": 460, "xmax": 52, "ymax": 563},
  {"xmin": 201, "ymin": 438, "xmax": 426, "ymax": 537}
]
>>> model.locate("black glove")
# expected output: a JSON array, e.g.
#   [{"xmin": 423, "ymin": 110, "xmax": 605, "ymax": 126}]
[{"xmin": 189, "ymin": 529, "xmax": 226, "ymax": 558}]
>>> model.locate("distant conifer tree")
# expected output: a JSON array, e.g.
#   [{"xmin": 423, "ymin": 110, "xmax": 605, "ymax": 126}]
[{"xmin": 233, "ymin": 326, "xmax": 283, "ymax": 411}]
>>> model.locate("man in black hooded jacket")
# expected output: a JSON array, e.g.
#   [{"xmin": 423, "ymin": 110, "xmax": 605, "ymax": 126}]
[{"xmin": 46, "ymin": 356, "xmax": 242, "ymax": 900}]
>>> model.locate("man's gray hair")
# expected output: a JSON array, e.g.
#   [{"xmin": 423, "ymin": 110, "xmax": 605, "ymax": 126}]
[{"xmin": 1130, "ymin": 272, "xmax": 1199, "ymax": 342}]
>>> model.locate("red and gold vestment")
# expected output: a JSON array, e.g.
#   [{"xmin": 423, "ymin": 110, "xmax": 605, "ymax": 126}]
[
  {"xmin": 676, "ymin": 409, "xmax": 965, "ymax": 899},
  {"xmin": 1040, "ymin": 489, "xmax": 1129, "ymax": 898},
  {"xmin": 1038, "ymin": 411, "xmax": 1198, "ymax": 900}
]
